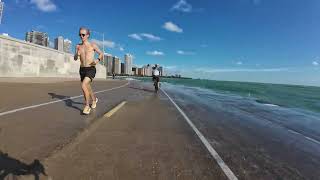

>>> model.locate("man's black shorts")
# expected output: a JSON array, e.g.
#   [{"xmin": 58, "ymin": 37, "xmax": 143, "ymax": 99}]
[{"xmin": 79, "ymin": 66, "xmax": 96, "ymax": 82}]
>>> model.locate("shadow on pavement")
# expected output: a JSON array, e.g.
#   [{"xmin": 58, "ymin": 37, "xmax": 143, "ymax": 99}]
[
  {"xmin": 0, "ymin": 151, "xmax": 47, "ymax": 180},
  {"xmin": 48, "ymin": 93, "xmax": 83, "ymax": 112}
]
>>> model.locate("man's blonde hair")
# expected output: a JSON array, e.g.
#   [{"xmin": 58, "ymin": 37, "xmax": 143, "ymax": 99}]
[{"xmin": 79, "ymin": 27, "xmax": 90, "ymax": 36}]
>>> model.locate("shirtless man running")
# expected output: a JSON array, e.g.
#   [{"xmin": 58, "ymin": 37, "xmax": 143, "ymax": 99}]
[{"xmin": 74, "ymin": 27, "xmax": 103, "ymax": 115}]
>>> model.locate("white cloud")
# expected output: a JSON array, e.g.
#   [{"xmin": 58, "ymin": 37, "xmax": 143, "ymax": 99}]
[
  {"xmin": 30, "ymin": 0, "xmax": 57, "ymax": 12},
  {"xmin": 140, "ymin": 33, "xmax": 162, "ymax": 41},
  {"xmin": 177, "ymin": 50, "xmax": 184, "ymax": 55},
  {"xmin": 171, "ymin": 0, "xmax": 192, "ymax": 13},
  {"xmin": 129, "ymin": 33, "xmax": 162, "ymax": 41},
  {"xmin": 177, "ymin": 50, "xmax": 195, "ymax": 55},
  {"xmin": 163, "ymin": 65, "xmax": 177, "ymax": 70},
  {"xmin": 92, "ymin": 39, "xmax": 125, "ymax": 52},
  {"xmin": 128, "ymin": 34, "xmax": 142, "ymax": 41},
  {"xmin": 236, "ymin": 61, "xmax": 243, "ymax": 65},
  {"xmin": 312, "ymin": 61, "xmax": 319, "ymax": 66},
  {"xmin": 92, "ymin": 39, "xmax": 115, "ymax": 48},
  {"xmin": 146, "ymin": 51, "xmax": 164, "ymax": 56},
  {"xmin": 162, "ymin": 22, "xmax": 183, "ymax": 33}
]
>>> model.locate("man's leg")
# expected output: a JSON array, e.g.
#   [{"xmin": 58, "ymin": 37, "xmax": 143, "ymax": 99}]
[
  {"xmin": 157, "ymin": 77, "xmax": 160, "ymax": 89},
  {"xmin": 81, "ymin": 77, "xmax": 91, "ymax": 107},
  {"xmin": 87, "ymin": 81, "xmax": 98, "ymax": 108},
  {"xmin": 87, "ymin": 82, "xmax": 96, "ymax": 102}
]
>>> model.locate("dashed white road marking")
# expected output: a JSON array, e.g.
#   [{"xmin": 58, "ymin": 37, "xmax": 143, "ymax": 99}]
[{"xmin": 103, "ymin": 101, "xmax": 127, "ymax": 118}]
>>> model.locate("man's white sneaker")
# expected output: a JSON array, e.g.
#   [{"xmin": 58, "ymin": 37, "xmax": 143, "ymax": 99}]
[
  {"xmin": 83, "ymin": 106, "xmax": 91, "ymax": 115},
  {"xmin": 91, "ymin": 98, "xmax": 98, "ymax": 109}
]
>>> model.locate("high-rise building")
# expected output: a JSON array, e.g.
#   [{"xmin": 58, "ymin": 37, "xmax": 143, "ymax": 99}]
[
  {"xmin": 132, "ymin": 67, "xmax": 138, "ymax": 76},
  {"xmin": 158, "ymin": 66, "xmax": 164, "ymax": 76},
  {"xmin": 104, "ymin": 53, "xmax": 113, "ymax": 75},
  {"xmin": 0, "ymin": 0, "xmax": 4, "ymax": 24},
  {"xmin": 113, "ymin": 56, "xmax": 121, "ymax": 75},
  {"xmin": 26, "ymin": 30, "xmax": 49, "ymax": 47},
  {"xmin": 54, "ymin": 36, "xmax": 72, "ymax": 53},
  {"xmin": 124, "ymin": 54, "xmax": 133, "ymax": 75},
  {"xmin": 54, "ymin": 36, "xmax": 64, "ymax": 51},
  {"xmin": 142, "ymin": 65, "xmax": 147, "ymax": 76},
  {"xmin": 102, "ymin": 53, "xmax": 108, "ymax": 66},
  {"xmin": 121, "ymin": 63, "xmax": 125, "ymax": 74},
  {"xmin": 138, "ymin": 68, "xmax": 144, "ymax": 76},
  {"xmin": 63, "ymin": 39, "xmax": 72, "ymax": 53},
  {"xmin": 143, "ymin": 64, "xmax": 152, "ymax": 76}
]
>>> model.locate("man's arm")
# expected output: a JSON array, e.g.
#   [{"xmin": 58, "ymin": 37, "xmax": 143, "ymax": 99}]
[
  {"xmin": 74, "ymin": 45, "xmax": 80, "ymax": 61},
  {"xmin": 91, "ymin": 43, "xmax": 103, "ymax": 65}
]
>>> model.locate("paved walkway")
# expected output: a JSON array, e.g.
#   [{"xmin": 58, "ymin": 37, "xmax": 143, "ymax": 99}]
[
  {"xmin": 0, "ymin": 79, "xmax": 226, "ymax": 180},
  {"xmin": 43, "ymin": 95, "xmax": 227, "ymax": 180}
]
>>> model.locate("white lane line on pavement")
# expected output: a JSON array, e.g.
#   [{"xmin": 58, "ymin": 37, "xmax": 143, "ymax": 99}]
[
  {"xmin": 288, "ymin": 128, "xmax": 320, "ymax": 145},
  {"xmin": 161, "ymin": 89, "xmax": 238, "ymax": 180},
  {"xmin": 287, "ymin": 129, "xmax": 320, "ymax": 145},
  {"xmin": 304, "ymin": 136, "xmax": 320, "ymax": 145},
  {"xmin": 104, "ymin": 101, "xmax": 127, "ymax": 118},
  {"xmin": 0, "ymin": 82, "xmax": 129, "ymax": 117}
]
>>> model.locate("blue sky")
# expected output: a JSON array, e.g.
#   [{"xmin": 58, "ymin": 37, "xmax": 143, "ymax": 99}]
[{"xmin": 1, "ymin": 0, "xmax": 320, "ymax": 86}]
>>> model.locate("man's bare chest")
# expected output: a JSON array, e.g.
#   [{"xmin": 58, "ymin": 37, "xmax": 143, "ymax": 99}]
[{"xmin": 79, "ymin": 45, "xmax": 94, "ymax": 54}]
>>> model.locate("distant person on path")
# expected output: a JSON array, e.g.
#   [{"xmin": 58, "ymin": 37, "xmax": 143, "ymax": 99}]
[
  {"xmin": 152, "ymin": 64, "xmax": 160, "ymax": 89},
  {"xmin": 74, "ymin": 27, "xmax": 103, "ymax": 115}
]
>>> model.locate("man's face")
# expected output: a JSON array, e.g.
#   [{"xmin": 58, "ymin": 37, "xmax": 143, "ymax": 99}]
[{"xmin": 79, "ymin": 29, "xmax": 89, "ymax": 41}]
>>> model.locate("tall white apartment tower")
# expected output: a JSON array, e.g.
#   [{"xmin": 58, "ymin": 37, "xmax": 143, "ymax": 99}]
[
  {"xmin": 54, "ymin": 36, "xmax": 64, "ymax": 51},
  {"xmin": 124, "ymin": 54, "xmax": 133, "ymax": 75},
  {"xmin": 63, "ymin": 39, "xmax": 72, "ymax": 53}
]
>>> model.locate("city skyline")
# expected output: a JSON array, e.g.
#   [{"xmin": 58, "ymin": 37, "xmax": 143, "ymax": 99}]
[
  {"xmin": 0, "ymin": 0, "xmax": 320, "ymax": 86},
  {"xmin": 102, "ymin": 52, "xmax": 164, "ymax": 77}
]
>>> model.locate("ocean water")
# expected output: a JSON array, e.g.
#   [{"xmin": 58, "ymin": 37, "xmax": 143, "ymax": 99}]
[{"xmin": 134, "ymin": 77, "xmax": 320, "ymax": 113}]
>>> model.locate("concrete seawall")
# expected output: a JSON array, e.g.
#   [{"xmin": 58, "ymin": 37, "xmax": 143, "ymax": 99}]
[{"xmin": 0, "ymin": 35, "xmax": 106, "ymax": 78}]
